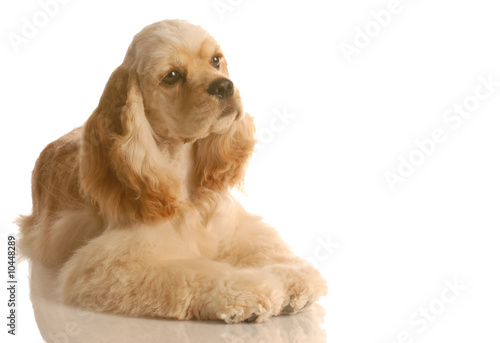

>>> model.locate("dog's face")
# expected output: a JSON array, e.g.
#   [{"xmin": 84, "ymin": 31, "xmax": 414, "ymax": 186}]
[{"xmin": 128, "ymin": 20, "xmax": 244, "ymax": 142}]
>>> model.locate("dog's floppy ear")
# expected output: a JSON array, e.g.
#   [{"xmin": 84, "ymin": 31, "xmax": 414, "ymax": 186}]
[
  {"xmin": 193, "ymin": 114, "xmax": 256, "ymax": 191},
  {"xmin": 80, "ymin": 65, "xmax": 179, "ymax": 225}
]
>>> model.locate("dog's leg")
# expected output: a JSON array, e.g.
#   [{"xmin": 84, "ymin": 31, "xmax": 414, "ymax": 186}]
[
  {"xmin": 215, "ymin": 208, "xmax": 328, "ymax": 315},
  {"xmin": 57, "ymin": 226, "xmax": 285, "ymax": 323}
]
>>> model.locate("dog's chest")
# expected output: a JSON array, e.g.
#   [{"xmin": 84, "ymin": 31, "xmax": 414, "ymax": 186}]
[{"xmin": 172, "ymin": 143, "xmax": 195, "ymax": 201}]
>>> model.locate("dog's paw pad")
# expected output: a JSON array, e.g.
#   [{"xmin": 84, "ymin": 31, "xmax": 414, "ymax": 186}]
[
  {"xmin": 245, "ymin": 313, "xmax": 258, "ymax": 322},
  {"xmin": 282, "ymin": 295, "xmax": 296, "ymax": 314},
  {"xmin": 281, "ymin": 294, "xmax": 311, "ymax": 315}
]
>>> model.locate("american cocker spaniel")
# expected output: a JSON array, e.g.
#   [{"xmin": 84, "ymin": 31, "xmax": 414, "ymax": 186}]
[{"xmin": 18, "ymin": 19, "xmax": 327, "ymax": 323}]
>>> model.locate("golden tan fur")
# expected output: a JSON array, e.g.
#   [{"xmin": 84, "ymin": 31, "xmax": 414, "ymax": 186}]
[{"xmin": 18, "ymin": 19, "xmax": 327, "ymax": 323}]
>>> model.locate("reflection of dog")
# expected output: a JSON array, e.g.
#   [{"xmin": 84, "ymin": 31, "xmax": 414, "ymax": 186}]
[{"xmin": 18, "ymin": 19, "xmax": 327, "ymax": 323}]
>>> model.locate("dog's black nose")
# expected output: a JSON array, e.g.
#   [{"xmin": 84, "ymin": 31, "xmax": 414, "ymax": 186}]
[{"xmin": 207, "ymin": 78, "xmax": 234, "ymax": 99}]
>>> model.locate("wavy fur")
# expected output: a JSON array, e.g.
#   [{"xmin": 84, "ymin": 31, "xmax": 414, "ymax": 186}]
[{"xmin": 18, "ymin": 19, "xmax": 327, "ymax": 323}]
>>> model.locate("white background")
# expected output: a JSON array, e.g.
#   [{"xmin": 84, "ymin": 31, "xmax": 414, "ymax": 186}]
[{"xmin": 1, "ymin": 0, "xmax": 500, "ymax": 342}]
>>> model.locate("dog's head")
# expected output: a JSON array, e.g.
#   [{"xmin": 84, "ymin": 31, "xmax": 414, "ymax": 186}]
[
  {"xmin": 82, "ymin": 20, "xmax": 256, "ymax": 224},
  {"xmin": 118, "ymin": 19, "xmax": 244, "ymax": 142}
]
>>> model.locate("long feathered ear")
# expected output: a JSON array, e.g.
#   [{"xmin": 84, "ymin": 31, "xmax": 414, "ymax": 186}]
[
  {"xmin": 80, "ymin": 66, "xmax": 179, "ymax": 225},
  {"xmin": 193, "ymin": 114, "xmax": 256, "ymax": 191}
]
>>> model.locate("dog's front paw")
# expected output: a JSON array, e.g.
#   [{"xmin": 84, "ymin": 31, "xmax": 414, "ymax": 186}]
[
  {"xmin": 205, "ymin": 271, "xmax": 285, "ymax": 323},
  {"xmin": 265, "ymin": 263, "xmax": 328, "ymax": 315}
]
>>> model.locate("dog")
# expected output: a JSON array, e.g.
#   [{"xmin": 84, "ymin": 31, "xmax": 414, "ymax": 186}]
[{"xmin": 18, "ymin": 19, "xmax": 327, "ymax": 323}]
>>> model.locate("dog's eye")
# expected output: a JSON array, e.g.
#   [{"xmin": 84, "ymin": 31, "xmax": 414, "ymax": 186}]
[
  {"xmin": 211, "ymin": 56, "xmax": 221, "ymax": 69},
  {"xmin": 162, "ymin": 70, "xmax": 182, "ymax": 85}
]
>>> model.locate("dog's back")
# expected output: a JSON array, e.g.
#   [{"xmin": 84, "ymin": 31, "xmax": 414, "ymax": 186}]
[{"xmin": 18, "ymin": 128, "xmax": 103, "ymax": 266}]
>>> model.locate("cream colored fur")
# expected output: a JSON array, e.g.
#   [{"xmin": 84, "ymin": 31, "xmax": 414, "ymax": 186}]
[{"xmin": 18, "ymin": 19, "xmax": 327, "ymax": 323}]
